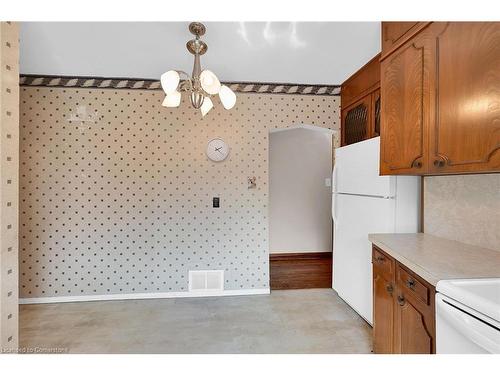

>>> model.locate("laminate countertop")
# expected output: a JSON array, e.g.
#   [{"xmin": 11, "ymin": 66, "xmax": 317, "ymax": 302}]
[{"xmin": 368, "ymin": 233, "xmax": 500, "ymax": 287}]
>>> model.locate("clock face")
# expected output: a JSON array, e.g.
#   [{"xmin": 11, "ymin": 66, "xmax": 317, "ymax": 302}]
[{"xmin": 206, "ymin": 138, "xmax": 230, "ymax": 162}]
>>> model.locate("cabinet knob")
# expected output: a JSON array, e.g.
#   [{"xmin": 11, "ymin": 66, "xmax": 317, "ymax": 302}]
[
  {"xmin": 433, "ymin": 159, "xmax": 445, "ymax": 167},
  {"xmin": 412, "ymin": 160, "xmax": 422, "ymax": 168},
  {"xmin": 406, "ymin": 279, "xmax": 415, "ymax": 290},
  {"xmin": 397, "ymin": 295, "xmax": 405, "ymax": 306},
  {"xmin": 386, "ymin": 284, "xmax": 393, "ymax": 294}
]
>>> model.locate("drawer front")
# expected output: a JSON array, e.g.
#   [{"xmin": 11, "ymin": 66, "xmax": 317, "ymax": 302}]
[
  {"xmin": 397, "ymin": 264, "xmax": 430, "ymax": 305},
  {"xmin": 372, "ymin": 246, "xmax": 395, "ymax": 279}
]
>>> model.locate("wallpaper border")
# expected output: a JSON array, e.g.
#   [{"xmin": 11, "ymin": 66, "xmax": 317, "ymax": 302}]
[{"xmin": 20, "ymin": 74, "xmax": 341, "ymax": 96}]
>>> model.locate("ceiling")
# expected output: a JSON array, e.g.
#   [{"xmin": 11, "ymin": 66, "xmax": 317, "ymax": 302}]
[{"xmin": 20, "ymin": 22, "xmax": 381, "ymax": 85}]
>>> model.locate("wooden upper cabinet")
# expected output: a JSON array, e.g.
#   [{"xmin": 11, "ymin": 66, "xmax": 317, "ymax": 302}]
[
  {"xmin": 380, "ymin": 27, "xmax": 433, "ymax": 174},
  {"xmin": 341, "ymin": 53, "xmax": 381, "ymax": 146},
  {"xmin": 429, "ymin": 22, "xmax": 500, "ymax": 173},
  {"xmin": 382, "ymin": 22, "xmax": 418, "ymax": 53},
  {"xmin": 372, "ymin": 89, "xmax": 381, "ymax": 138},
  {"xmin": 341, "ymin": 54, "xmax": 381, "ymax": 107},
  {"xmin": 342, "ymin": 95, "xmax": 371, "ymax": 145},
  {"xmin": 381, "ymin": 22, "xmax": 429, "ymax": 58},
  {"xmin": 380, "ymin": 21, "xmax": 500, "ymax": 175}
]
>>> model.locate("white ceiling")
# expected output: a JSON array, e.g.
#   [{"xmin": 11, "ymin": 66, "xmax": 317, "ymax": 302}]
[{"xmin": 20, "ymin": 22, "xmax": 381, "ymax": 85}]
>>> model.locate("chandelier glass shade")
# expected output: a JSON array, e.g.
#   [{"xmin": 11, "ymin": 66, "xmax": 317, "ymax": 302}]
[
  {"xmin": 160, "ymin": 22, "xmax": 236, "ymax": 116},
  {"xmin": 162, "ymin": 90, "xmax": 181, "ymax": 107}
]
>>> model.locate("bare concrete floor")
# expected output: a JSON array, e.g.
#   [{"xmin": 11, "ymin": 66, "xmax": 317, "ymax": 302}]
[{"xmin": 20, "ymin": 289, "xmax": 373, "ymax": 354}]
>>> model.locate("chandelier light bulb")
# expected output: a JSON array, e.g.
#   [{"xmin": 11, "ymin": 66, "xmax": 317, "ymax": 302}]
[
  {"xmin": 160, "ymin": 70, "xmax": 180, "ymax": 94},
  {"xmin": 200, "ymin": 96, "xmax": 214, "ymax": 117},
  {"xmin": 200, "ymin": 70, "xmax": 221, "ymax": 95},
  {"xmin": 219, "ymin": 85, "xmax": 236, "ymax": 110},
  {"xmin": 162, "ymin": 91, "xmax": 182, "ymax": 108}
]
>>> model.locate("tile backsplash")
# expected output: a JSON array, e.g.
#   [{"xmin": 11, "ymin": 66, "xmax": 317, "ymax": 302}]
[{"xmin": 424, "ymin": 174, "xmax": 500, "ymax": 251}]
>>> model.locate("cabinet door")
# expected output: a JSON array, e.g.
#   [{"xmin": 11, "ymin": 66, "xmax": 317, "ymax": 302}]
[
  {"xmin": 393, "ymin": 291, "xmax": 434, "ymax": 354},
  {"xmin": 342, "ymin": 95, "xmax": 371, "ymax": 146},
  {"xmin": 380, "ymin": 27, "xmax": 434, "ymax": 175},
  {"xmin": 373, "ymin": 270, "xmax": 394, "ymax": 354},
  {"xmin": 371, "ymin": 89, "xmax": 381, "ymax": 138},
  {"xmin": 429, "ymin": 22, "xmax": 500, "ymax": 174}
]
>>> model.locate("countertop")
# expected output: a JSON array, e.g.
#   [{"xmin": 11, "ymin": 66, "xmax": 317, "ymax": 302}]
[{"xmin": 368, "ymin": 233, "xmax": 500, "ymax": 287}]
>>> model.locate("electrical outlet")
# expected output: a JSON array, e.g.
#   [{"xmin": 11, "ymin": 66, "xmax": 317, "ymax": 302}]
[{"xmin": 213, "ymin": 197, "xmax": 220, "ymax": 208}]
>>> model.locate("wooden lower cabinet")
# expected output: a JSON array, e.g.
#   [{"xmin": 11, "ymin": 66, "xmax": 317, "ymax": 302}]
[
  {"xmin": 394, "ymin": 262, "xmax": 436, "ymax": 354},
  {"xmin": 373, "ymin": 270, "xmax": 394, "ymax": 353},
  {"xmin": 372, "ymin": 246, "xmax": 436, "ymax": 354},
  {"xmin": 393, "ymin": 291, "xmax": 435, "ymax": 353}
]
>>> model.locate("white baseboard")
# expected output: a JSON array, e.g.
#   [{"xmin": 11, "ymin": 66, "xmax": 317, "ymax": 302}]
[{"xmin": 19, "ymin": 288, "xmax": 270, "ymax": 305}]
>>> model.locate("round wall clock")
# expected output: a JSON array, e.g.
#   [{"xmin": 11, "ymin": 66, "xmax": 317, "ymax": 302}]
[{"xmin": 206, "ymin": 138, "xmax": 230, "ymax": 162}]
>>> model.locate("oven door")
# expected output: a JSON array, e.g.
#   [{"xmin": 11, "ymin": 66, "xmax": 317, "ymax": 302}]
[{"xmin": 436, "ymin": 293, "xmax": 500, "ymax": 354}]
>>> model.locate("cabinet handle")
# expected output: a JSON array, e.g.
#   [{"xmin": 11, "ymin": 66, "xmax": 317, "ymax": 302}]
[
  {"xmin": 375, "ymin": 255, "xmax": 385, "ymax": 262},
  {"xmin": 406, "ymin": 279, "xmax": 415, "ymax": 290},
  {"xmin": 433, "ymin": 159, "xmax": 445, "ymax": 167},
  {"xmin": 397, "ymin": 295, "xmax": 405, "ymax": 306},
  {"xmin": 412, "ymin": 160, "xmax": 422, "ymax": 169},
  {"xmin": 386, "ymin": 284, "xmax": 393, "ymax": 295}
]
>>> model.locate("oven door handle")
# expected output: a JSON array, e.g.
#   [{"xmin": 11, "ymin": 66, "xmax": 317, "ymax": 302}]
[{"xmin": 437, "ymin": 297, "xmax": 500, "ymax": 354}]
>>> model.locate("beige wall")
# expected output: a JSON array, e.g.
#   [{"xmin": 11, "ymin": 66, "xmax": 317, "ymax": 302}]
[
  {"xmin": 424, "ymin": 174, "xmax": 500, "ymax": 251},
  {"xmin": 0, "ymin": 22, "xmax": 19, "ymax": 350},
  {"xmin": 269, "ymin": 128, "xmax": 333, "ymax": 253},
  {"xmin": 19, "ymin": 86, "xmax": 340, "ymax": 299}
]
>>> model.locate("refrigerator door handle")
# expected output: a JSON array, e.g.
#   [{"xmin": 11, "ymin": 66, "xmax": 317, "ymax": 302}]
[
  {"xmin": 332, "ymin": 163, "xmax": 338, "ymax": 194},
  {"xmin": 332, "ymin": 192, "xmax": 338, "ymax": 226}
]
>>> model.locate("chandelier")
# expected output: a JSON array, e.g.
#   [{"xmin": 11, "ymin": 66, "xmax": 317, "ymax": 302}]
[{"xmin": 160, "ymin": 22, "xmax": 237, "ymax": 116}]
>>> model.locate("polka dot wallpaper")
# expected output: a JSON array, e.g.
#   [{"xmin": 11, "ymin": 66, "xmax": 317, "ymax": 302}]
[{"xmin": 19, "ymin": 86, "xmax": 340, "ymax": 298}]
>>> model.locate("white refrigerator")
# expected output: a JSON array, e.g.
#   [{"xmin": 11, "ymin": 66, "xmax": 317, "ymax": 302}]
[{"xmin": 332, "ymin": 137, "xmax": 420, "ymax": 324}]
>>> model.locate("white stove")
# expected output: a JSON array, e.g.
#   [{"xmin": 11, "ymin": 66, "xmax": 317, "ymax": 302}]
[{"xmin": 436, "ymin": 278, "xmax": 500, "ymax": 354}]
